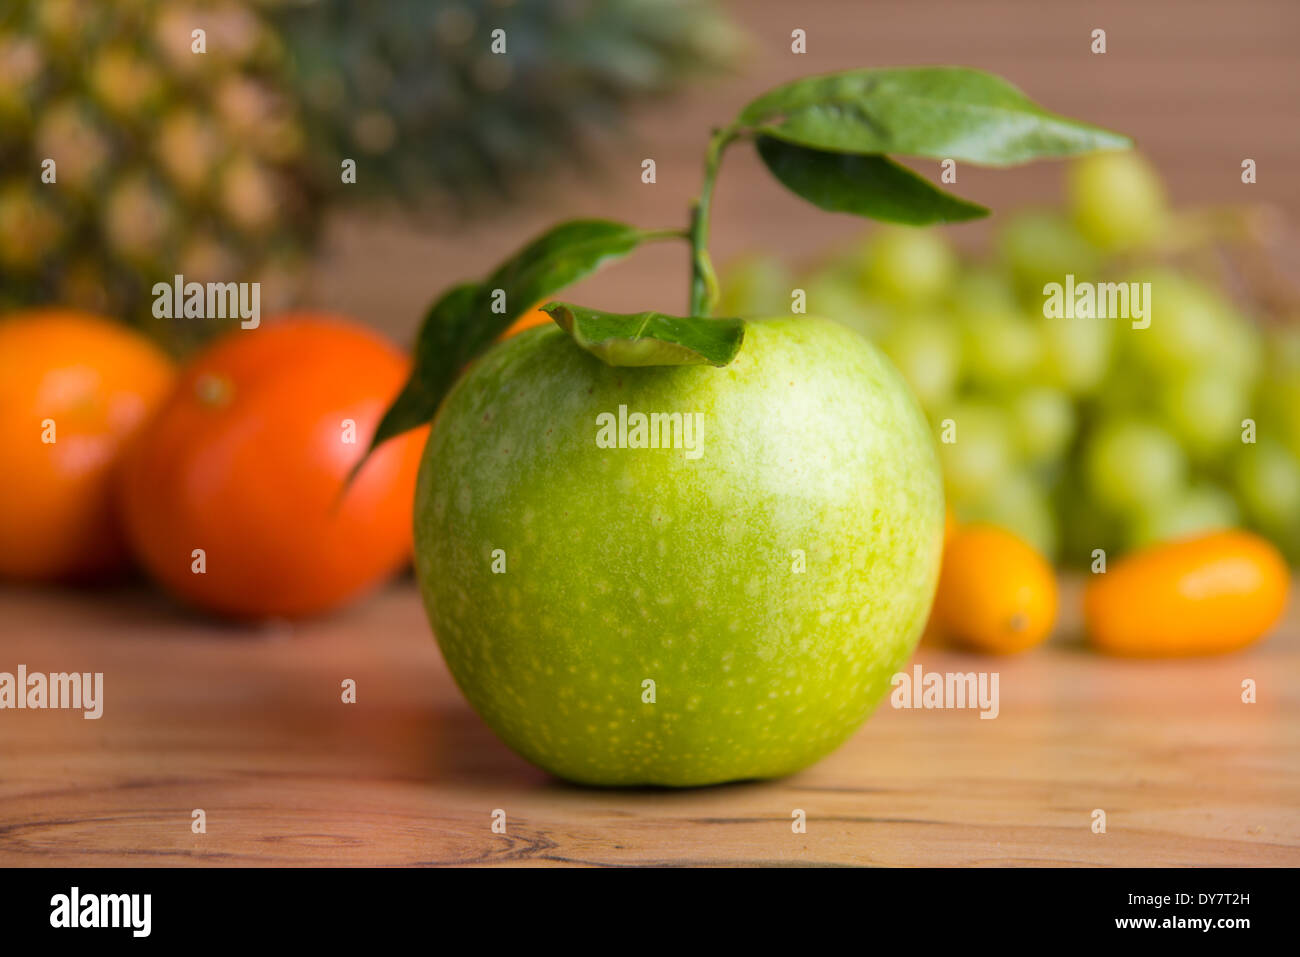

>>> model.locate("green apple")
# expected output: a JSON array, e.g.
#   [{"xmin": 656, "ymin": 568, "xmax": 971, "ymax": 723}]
[{"xmin": 413, "ymin": 316, "xmax": 944, "ymax": 787}]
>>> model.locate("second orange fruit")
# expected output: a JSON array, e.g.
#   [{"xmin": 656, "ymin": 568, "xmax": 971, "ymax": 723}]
[
  {"xmin": 500, "ymin": 306, "xmax": 554, "ymax": 340},
  {"xmin": 931, "ymin": 523, "xmax": 1058, "ymax": 654},
  {"xmin": 118, "ymin": 315, "xmax": 427, "ymax": 619}
]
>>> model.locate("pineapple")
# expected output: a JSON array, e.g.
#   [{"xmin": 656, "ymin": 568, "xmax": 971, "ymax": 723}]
[
  {"xmin": 0, "ymin": 0, "xmax": 738, "ymax": 345},
  {"xmin": 0, "ymin": 0, "xmax": 313, "ymax": 345},
  {"xmin": 277, "ymin": 0, "xmax": 743, "ymax": 204}
]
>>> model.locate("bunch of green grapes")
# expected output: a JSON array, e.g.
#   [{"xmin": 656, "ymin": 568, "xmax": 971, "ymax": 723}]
[{"xmin": 718, "ymin": 152, "xmax": 1300, "ymax": 565}]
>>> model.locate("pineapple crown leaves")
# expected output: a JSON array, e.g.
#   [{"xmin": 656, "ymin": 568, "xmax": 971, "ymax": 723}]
[
  {"xmin": 357, "ymin": 65, "xmax": 1131, "ymax": 472},
  {"xmin": 273, "ymin": 0, "xmax": 744, "ymax": 205}
]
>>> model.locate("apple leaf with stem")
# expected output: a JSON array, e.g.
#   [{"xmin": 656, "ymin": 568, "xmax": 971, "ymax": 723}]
[
  {"xmin": 364, "ymin": 219, "xmax": 682, "ymax": 459},
  {"xmin": 541, "ymin": 301, "xmax": 745, "ymax": 367},
  {"xmin": 361, "ymin": 64, "xmax": 1134, "ymax": 465},
  {"xmin": 685, "ymin": 67, "xmax": 1130, "ymax": 314}
]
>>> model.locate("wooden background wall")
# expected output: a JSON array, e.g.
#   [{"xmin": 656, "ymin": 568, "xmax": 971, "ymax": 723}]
[{"xmin": 302, "ymin": 0, "xmax": 1300, "ymax": 338}]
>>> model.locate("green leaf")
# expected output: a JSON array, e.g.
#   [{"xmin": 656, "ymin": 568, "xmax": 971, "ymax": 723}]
[
  {"xmin": 542, "ymin": 302, "xmax": 745, "ymax": 367},
  {"xmin": 739, "ymin": 67, "xmax": 1132, "ymax": 167},
  {"xmin": 481, "ymin": 220, "xmax": 647, "ymax": 326},
  {"xmin": 756, "ymin": 136, "xmax": 988, "ymax": 225},
  {"xmin": 366, "ymin": 219, "xmax": 654, "ymax": 454},
  {"xmin": 367, "ymin": 282, "xmax": 482, "ymax": 451}
]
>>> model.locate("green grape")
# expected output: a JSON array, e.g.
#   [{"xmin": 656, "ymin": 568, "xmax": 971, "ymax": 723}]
[
  {"xmin": 1217, "ymin": 307, "xmax": 1263, "ymax": 386},
  {"xmin": 997, "ymin": 210, "xmax": 1099, "ymax": 300},
  {"xmin": 947, "ymin": 268, "xmax": 1019, "ymax": 314},
  {"xmin": 1263, "ymin": 323, "xmax": 1300, "ymax": 379},
  {"xmin": 1269, "ymin": 324, "xmax": 1300, "ymax": 366},
  {"xmin": 1157, "ymin": 368, "xmax": 1250, "ymax": 462},
  {"xmin": 801, "ymin": 268, "xmax": 894, "ymax": 340},
  {"xmin": 961, "ymin": 308, "xmax": 1043, "ymax": 392},
  {"xmin": 1126, "ymin": 483, "xmax": 1239, "ymax": 550},
  {"xmin": 716, "ymin": 254, "xmax": 792, "ymax": 317},
  {"xmin": 1067, "ymin": 151, "xmax": 1168, "ymax": 252},
  {"xmin": 859, "ymin": 226, "xmax": 956, "ymax": 306},
  {"xmin": 949, "ymin": 269, "xmax": 1045, "ymax": 391},
  {"xmin": 1260, "ymin": 326, "xmax": 1300, "ymax": 457},
  {"xmin": 879, "ymin": 314, "xmax": 960, "ymax": 411},
  {"xmin": 1083, "ymin": 417, "xmax": 1188, "ymax": 515},
  {"xmin": 1038, "ymin": 309, "xmax": 1115, "ymax": 395},
  {"xmin": 933, "ymin": 400, "xmax": 1015, "ymax": 506},
  {"xmin": 1233, "ymin": 437, "xmax": 1300, "ymax": 533},
  {"xmin": 1055, "ymin": 473, "xmax": 1124, "ymax": 567},
  {"xmin": 1009, "ymin": 386, "xmax": 1076, "ymax": 464},
  {"xmin": 960, "ymin": 470, "xmax": 1059, "ymax": 559},
  {"xmin": 1117, "ymin": 270, "xmax": 1221, "ymax": 376}
]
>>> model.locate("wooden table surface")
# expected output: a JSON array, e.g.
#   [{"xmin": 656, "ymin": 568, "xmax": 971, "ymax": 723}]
[{"xmin": 1, "ymin": 578, "xmax": 1296, "ymax": 867}]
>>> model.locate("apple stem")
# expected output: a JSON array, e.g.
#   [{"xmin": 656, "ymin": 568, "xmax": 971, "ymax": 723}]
[{"xmin": 689, "ymin": 126, "xmax": 740, "ymax": 316}]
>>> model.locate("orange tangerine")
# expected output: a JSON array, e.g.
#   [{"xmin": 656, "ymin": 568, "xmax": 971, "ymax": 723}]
[
  {"xmin": 0, "ymin": 310, "xmax": 175, "ymax": 581},
  {"xmin": 1084, "ymin": 530, "xmax": 1288, "ymax": 656},
  {"xmin": 931, "ymin": 523, "xmax": 1058, "ymax": 654},
  {"xmin": 500, "ymin": 306, "xmax": 554, "ymax": 340}
]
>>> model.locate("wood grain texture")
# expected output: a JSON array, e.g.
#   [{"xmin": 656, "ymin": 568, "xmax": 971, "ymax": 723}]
[{"xmin": 1, "ymin": 579, "xmax": 1296, "ymax": 867}]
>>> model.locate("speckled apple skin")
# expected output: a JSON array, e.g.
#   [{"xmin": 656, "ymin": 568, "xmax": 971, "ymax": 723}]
[{"xmin": 414, "ymin": 316, "xmax": 944, "ymax": 787}]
